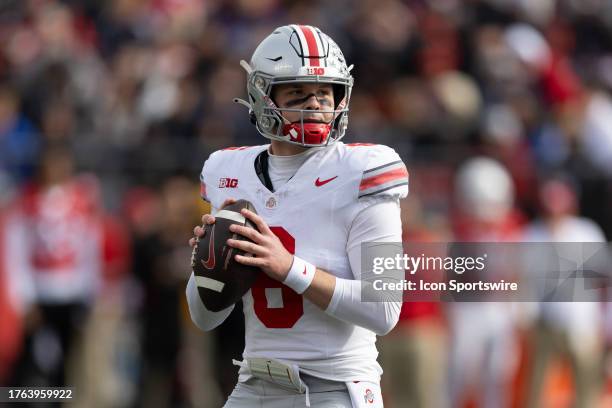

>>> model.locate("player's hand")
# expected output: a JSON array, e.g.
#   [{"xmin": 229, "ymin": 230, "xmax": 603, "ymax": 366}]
[
  {"xmin": 189, "ymin": 198, "xmax": 236, "ymax": 248},
  {"xmin": 226, "ymin": 208, "xmax": 293, "ymax": 282}
]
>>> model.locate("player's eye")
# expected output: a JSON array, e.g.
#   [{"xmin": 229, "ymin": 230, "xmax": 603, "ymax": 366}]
[{"xmin": 317, "ymin": 88, "xmax": 332, "ymax": 97}]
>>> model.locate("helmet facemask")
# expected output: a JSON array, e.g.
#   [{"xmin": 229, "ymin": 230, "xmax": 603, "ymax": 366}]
[{"xmin": 246, "ymin": 71, "xmax": 352, "ymax": 147}]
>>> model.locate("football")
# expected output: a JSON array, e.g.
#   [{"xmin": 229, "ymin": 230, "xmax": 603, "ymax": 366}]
[{"xmin": 191, "ymin": 199, "xmax": 261, "ymax": 312}]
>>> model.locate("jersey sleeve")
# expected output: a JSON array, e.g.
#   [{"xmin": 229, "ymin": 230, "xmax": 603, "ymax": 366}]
[
  {"xmin": 199, "ymin": 173, "xmax": 208, "ymax": 202},
  {"xmin": 358, "ymin": 146, "xmax": 409, "ymax": 200},
  {"xmin": 199, "ymin": 153, "xmax": 215, "ymax": 203},
  {"xmin": 199, "ymin": 150, "xmax": 223, "ymax": 204},
  {"xmin": 198, "ymin": 147, "xmax": 261, "ymax": 207}
]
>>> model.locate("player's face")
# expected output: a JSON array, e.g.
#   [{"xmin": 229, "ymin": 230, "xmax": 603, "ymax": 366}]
[{"xmin": 273, "ymin": 83, "xmax": 335, "ymax": 124}]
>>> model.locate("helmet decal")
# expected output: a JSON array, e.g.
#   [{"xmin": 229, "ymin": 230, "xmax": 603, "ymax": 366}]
[{"xmin": 290, "ymin": 25, "xmax": 325, "ymax": 67}]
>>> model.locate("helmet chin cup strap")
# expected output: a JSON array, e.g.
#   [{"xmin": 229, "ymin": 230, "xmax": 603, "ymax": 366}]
[{"xmin": 282, "ymin": 123, "xmax": 332, "ymax": 145}]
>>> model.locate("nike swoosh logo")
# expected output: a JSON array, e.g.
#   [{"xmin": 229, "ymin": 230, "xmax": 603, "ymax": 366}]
[
  {"xmin": 201, "ymin": 225, "xmax": 216, "ymax": 270},
  {"xmin": 315, "ymin": 176, "xmax": 338, "ymax": 187},
  {"xmin": 302, "ymin": 266, "xmax": 307, "ymax": 275},
  {"xmin": 266, "ymin": 56, "xmax": 283, "ymax": 61}
]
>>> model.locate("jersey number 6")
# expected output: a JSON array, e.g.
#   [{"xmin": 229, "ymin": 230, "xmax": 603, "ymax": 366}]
[{"xmin": 251, "ymin": 226, "xmax": 304, "ymax": 328}]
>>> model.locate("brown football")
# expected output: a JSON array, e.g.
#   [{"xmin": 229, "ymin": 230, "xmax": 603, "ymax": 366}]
[{"xmin": 191, "ymin": 199, "xmax": 261, "ymax": 312}]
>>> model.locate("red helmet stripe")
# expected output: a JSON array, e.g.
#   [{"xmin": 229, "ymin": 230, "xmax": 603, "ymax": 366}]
[{"xmin": 298, "ymin": 25, "xmax": 320, "ymax": 67}]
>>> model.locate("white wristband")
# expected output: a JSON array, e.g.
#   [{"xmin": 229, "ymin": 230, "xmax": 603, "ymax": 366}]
[{"xmin": 283, "ymin": 256, "xmax": 316, "ymax": 294}]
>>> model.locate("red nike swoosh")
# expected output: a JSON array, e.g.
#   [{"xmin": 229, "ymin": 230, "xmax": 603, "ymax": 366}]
[
  {"xmin": 201, "ymin": 225, "xmax": 216, "ymax": 270},
  {"xmin": 315, "ymin": 176, "xmax": 338, "ymax": 187},
  {"xmin": 302, "ymin": 266, "xmax": 307, "ymax": 275}
]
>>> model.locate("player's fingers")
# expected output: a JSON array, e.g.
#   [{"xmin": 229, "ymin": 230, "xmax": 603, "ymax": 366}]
[
  {"xmin": 229, "ymin": 224, "xmax": 264, "ymax": 243},
  {"xmin": 234, "ymin": 254, "xmax": 265, "ymax": 267},
  {"xmin": 201, "ymin": 214, "xmax": 215, "ymax": 225},
  {"xmin": 241, "ymin": 209, "xmax": 271, "ymax": 234},
  {"xmin": 189, "ymin": 237, "xmax": 197, "ymax": 247},
  {"xmin": 193, "ymin": 225, "xmax": 204, "ymax": 236},
  {"xmin": 227, "ymin": 239, "xmax": 266, "ymax": 256},
  {"xmin": 220, "ymin": 198, "xmax": 237, "ymax": 209}
]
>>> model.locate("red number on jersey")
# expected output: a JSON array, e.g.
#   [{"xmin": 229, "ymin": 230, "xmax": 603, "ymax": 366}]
[{"xmin": 251, "ymin": 226, "xmax": 304, "ymax": 328}]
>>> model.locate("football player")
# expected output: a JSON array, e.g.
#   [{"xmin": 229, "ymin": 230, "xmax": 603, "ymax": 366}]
[{"xmin": 187, "ymin": 25, "xmax": 408, "ymax": 407}]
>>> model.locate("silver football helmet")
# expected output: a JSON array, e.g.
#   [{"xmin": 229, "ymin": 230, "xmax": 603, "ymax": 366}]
[{"xmin": 234, "ymin": 25, "xmax": 353, "ymax": 147}]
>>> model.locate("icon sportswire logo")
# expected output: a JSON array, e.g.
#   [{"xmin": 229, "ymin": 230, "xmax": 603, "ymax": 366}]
[
  {"xmin": 315, "ymin": 175, "xmax": 338, "ymax": 187},
  {"xmin": 201, "ymin": 226, "xmax": 216, "ymax": 270}
]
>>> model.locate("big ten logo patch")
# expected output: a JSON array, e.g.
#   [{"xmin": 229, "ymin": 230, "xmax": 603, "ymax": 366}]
[
  {"xmin": 219, "ymin": 178, "xmax": 238, "ymax": 188},
  {"xmin": 306, "ymin": 67, "xmax": 325, "ymax": 75}
]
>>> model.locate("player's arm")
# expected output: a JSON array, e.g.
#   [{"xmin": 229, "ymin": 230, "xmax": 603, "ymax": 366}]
[
  {"xmin": 320, "ymin": 146, "xmax": 407, "ymax": 334},
  {"xmin": 290, "ymin": 198, "xmax": 404, "ymax": 334},
  {"xmin": 322, "ymin": 198, "xmax": 403, "ymax": 335}
]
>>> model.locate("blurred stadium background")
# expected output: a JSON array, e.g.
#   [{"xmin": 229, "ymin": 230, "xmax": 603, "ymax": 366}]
[{"xmin": 1, "ymin": 0, "xmax": 612, "ymax": 407}]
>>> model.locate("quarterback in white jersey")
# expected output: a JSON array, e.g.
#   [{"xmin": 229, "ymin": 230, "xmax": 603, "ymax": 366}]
[{"xmin": 187, "ymin": 25, "xmax": 408, "ymax": 407}]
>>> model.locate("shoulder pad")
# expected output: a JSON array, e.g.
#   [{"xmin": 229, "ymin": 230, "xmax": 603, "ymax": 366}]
[
  {"xmin": 199, "ymin": 146, "xmax": 265, "ymax": 204},
  {"xmin": 199, "ymin": 149, "xmax": 227, "ymax": 203},
  {"xmin": 358, "ymin": 145, "xmax": 409, "ymax": 200}
]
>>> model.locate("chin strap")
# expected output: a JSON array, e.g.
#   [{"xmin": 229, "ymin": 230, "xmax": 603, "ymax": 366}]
[{"xmin": 234, "ymin": 96, "xmax": 332, "ymax": 144}]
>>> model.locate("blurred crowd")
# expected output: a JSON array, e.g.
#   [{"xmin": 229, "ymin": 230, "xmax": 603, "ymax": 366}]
[{"xmin": 1, "ymin": 0, "xmax": 612, "ymax": 407}]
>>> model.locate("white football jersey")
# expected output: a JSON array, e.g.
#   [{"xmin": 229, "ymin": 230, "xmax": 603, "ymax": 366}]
[{"xmin": 199, "ymin": 142, "xmax": 408, "ymax": 382}]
